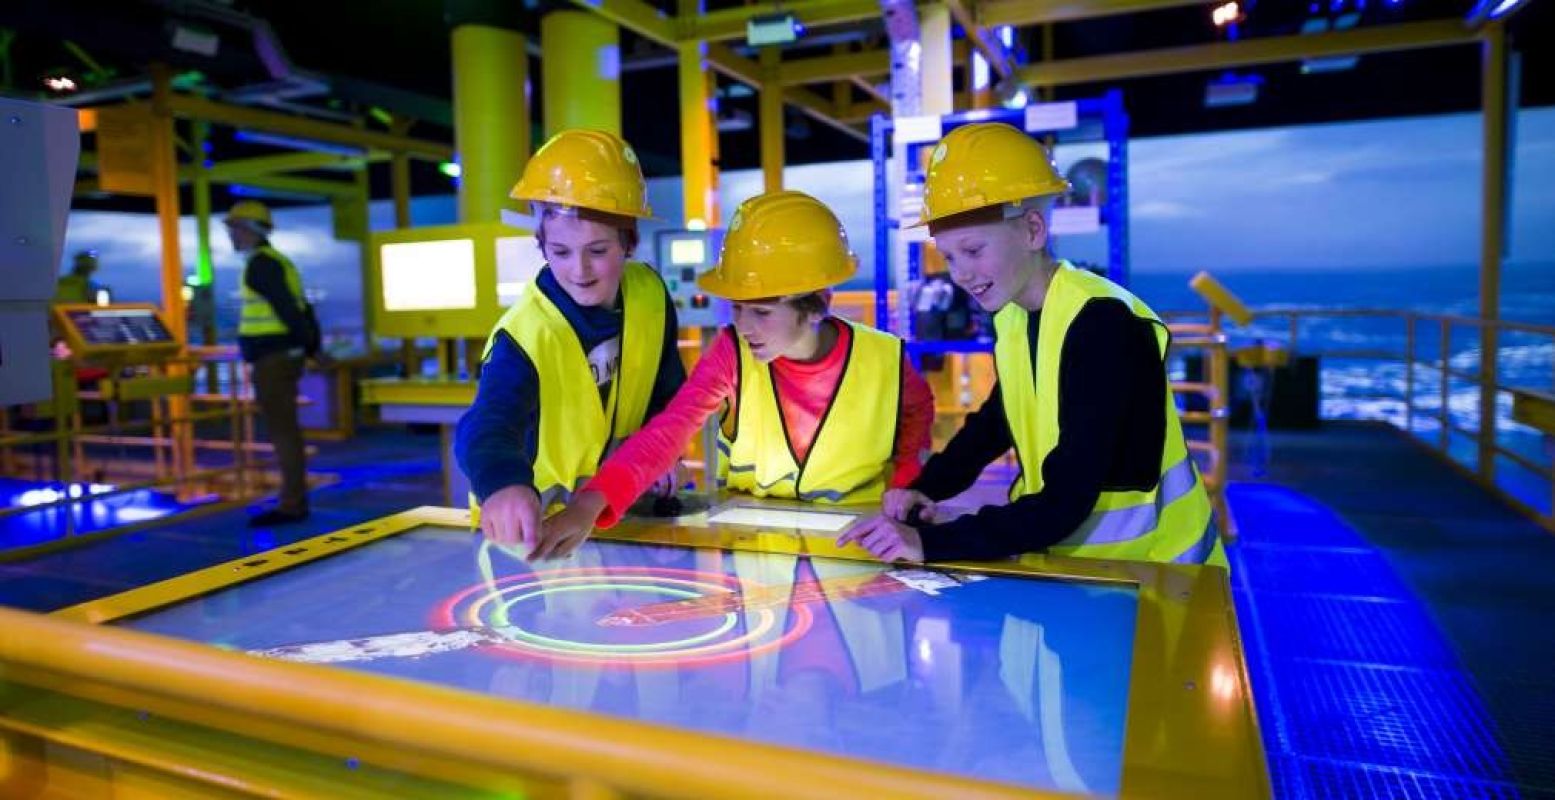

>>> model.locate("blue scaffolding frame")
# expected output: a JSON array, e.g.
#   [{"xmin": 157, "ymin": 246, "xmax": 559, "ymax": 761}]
[{"xmin": 870, "ymin": 91, "xmax": 1129, "ymax": 359}]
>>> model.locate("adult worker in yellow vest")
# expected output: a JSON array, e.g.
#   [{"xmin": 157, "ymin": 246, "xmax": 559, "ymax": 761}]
[
  {"xmin": 54, "ymin": 250, "xmax": 105, "ymax": 305},
  {"xmin": 228, "ymin": 200, "xmax": 315, "ymax": 527},
  {"xmin": 455, "ymin": 129, "xmax": 686, "ymax": 552},
  {"xmin": 537, "ymin": 191, "xmax": 935, "ymax": 560},
  {"xmin": 841, "ymin": 123, "xmax": 1224, "ymax": 569}
]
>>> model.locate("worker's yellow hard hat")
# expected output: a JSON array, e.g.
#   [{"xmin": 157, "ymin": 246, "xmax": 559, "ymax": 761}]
[
  {"xmin": 917, "ymin": 122, "xmax": 1069, "ymax": 228},
  {"xmin": 225, "ymin": 200, "xmax": 274, "ymax": 229},
  {"xmin": 510, "ymin": 129, "xmax": 653, "ymax": 219},
  {"xmin": 696, "ymin": 191, "xmax": 856, "ymax": 301}
]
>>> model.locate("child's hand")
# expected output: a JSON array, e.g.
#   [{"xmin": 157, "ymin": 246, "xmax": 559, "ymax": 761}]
[
  {"xmin": 881, "ymin": 488, "xmax": 935, "ymax": 524},
  {"xmin": 836, "ymin": 514, "xmax": 925, "ymax": 564},
  {"xmin": 533, "ymin": 490, "xmax": 607, "ymax": 560},
  {"xmin": 480, "ymin": 485, "xmax": 541, "ymax": 551}
]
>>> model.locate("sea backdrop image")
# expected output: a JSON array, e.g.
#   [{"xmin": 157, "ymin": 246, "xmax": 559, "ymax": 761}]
[{"xmin": 58, "ymin": 108, "xmax": 1555, "ymax": 513}]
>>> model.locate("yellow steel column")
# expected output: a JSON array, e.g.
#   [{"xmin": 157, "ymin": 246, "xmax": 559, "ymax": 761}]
[
  {"xmin": 150, "ymin": 65, "xmax": 193, "ymax": 491},
  {"xmin": 1478, "ymin": 22, "xmax": 1510, "ymax": 481},
  {"xmin": 677, "ymin": 0, "xmax": 718, "ymax": 227},
  {"xmin": 678, "ymin": 43, "xmax": 718, "ymax": 225},
  {"xmin": 451, "ymin": 23, "xmax": 530, "ymax": 225},
  {"xmin": 920, "ymin": 4, "xmax": 954, "ymax": 116},
  {"xmin": 542, "ymin": 12, "xmax": 621, "ymax": 136},
  {"xmin": 759, "ymin": 46, "xmax": 785, "ymax": 193}
]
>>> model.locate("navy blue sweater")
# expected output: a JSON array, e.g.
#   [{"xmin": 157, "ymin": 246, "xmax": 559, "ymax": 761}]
[{"xmin": 454, "ymin": 268, "xmax": 686, "ymax": 502}]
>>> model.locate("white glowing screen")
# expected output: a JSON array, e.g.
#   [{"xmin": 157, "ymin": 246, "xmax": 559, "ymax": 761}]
[
  {"xmin": 707, "ymin": 506, "xmax": 858, "ymax": 533},
  {"xmin": 668, "ymin": 238, "xmax": 707, "ymax": 266},
  {"xmin": 381, "ymin": 239, "xmax": 477, "ymax": 311}
]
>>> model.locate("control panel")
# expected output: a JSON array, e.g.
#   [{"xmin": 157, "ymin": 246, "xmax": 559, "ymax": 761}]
[{"xmin": 654, "ymin": 228, "xmax": 728, "ymax": 329}]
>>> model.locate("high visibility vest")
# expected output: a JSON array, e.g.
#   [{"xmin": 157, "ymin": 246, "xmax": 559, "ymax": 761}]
[
  {"xmin": 238, "ymin": 245, "xmax": 305, "ymax": 337},
  {"xmin": 54, "ymin": 274, "xmax": 93, "ymax": 304},
  {"xmin": 473, "ymin": 262, "xmax": 667, "ymax": 517},
  {"xmin": 718, "ymin": 320, "xmax": 903, "ymax": 505},
  {"xmin": 994, "ymin": 262, "xmax": 1225, "ymax": 568}
]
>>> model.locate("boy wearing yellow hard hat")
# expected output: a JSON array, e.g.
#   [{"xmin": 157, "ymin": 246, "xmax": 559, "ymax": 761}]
[
  {"xmin": 840, "ymin": 123, "xmax": 1225, "ymax": 569},
  {"xmin": 534, "ymin": 191, "xmax": 936, "ymax": 560},
  {"xmin": 455, "ymin": 129, "xmax": 686, "ymax": 551}
]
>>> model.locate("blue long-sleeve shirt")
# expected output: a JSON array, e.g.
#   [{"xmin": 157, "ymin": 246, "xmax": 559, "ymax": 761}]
[{"xmin": 454, "ymin": 267, "xmax": 686, "ymax": 502}]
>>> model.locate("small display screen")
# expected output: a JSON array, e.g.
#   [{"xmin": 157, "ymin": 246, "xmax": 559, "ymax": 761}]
[
  {"xmin": 706, "ymin": 505, "xmax": 859, "ymax": 533},
  {"xmin": 381, "ymin": 238, "xmax": 477, "ymax": 311},
  {"xmin": 668, "ymin": 238, "xmax": 707, "ymax": 266},
  {"xmin": 64, "ymin": 308, "xmax": 174, "ymax": 346}
]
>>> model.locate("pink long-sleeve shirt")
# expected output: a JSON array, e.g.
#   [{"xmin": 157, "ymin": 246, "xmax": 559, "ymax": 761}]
[{"xmin": 585, "ymin": 320, "xmax": 936, "ymax": 527}]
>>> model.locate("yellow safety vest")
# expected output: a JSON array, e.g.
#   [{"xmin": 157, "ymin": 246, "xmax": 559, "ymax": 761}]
[
  {"xmin": 719, "ymin": 320, "xmax": 903, "ymax": 504},
  {"xmin": 54, "ymin": 274, "xmax": 92, "ymax": 304},
  {"xmin": 473, "ymin": 261, "xmax": 667, "ymax": 517},
  {"xmin": 238, "ymin": 245, "xmax": 305, "ymax": 337},
  {"xmin": 994, "ymin": 262, "xmax": 1225, "ymax": 568}
]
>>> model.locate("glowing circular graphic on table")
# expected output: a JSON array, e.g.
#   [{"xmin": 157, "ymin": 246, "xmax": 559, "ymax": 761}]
[{"xmin": 432, "ymin": 566, "xmax": 813, "ymax": 668}]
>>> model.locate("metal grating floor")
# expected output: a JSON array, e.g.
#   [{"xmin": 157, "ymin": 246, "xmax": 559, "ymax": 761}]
[{"xmin": 1228, "ymin": 481, "xmax": 1549, "ymax": 799}]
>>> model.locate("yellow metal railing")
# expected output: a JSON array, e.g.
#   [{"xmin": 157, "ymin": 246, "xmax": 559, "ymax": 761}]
[{"xmin": 1232, "ymin": 308, "xmax": 1555, "ymax": 531}]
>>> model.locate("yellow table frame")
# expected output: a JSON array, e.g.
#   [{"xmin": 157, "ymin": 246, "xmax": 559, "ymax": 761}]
[{"xmin": 1, "ymin": 505, "xmax": 1269, "ymax": 798}]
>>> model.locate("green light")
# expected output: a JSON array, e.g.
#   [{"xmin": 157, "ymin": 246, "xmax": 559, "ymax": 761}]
[{"xmin": 439, "ymin": 161, "xmax": 462, "ymax": 179}]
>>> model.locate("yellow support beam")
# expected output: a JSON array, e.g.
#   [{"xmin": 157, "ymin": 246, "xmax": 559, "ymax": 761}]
[
  {"xmin": 562, "ymin": 0, "xmax": 677, "ymax": 46},
  {"xmin": 163, "ymin": 94, "xmax": 453, "ymax": 161},
  {"xmin": 1478, "ymin": 22, "xmax": 1509, "ymax": 482},
  {"xmin": 224, "ymin": 173, "xmax": 360, "ymax": 199},
  {"xmin": 198, "ymin": 151, "xmax": 374, "ymax": 181},
  {"xmin": 850, "ymin": 75, "xmax": 888, "ymax": 103},
  {"xmin": 980, "ymin": 0, "xmax": 1206, "ymax": 28},
  {"xmin": 946, "ymin": 0, "xmax": 1012, "ymax": 79},
  {"xmin": 706, "ymin": 43, "xmax": 869, "ymax": 143},
  {"xmin": 683, "ymin": 0, "xmax": 882, "ymax": 43},
  {"xmin": 778, "ymin": 49, "xmax": 891, "ymax": 86},
  {"xmin": 760, "ymin": 47, "xmax": 785, "ymax": 192},
  {"xmin": 1014, "ymin": 19, "xmax": 1478, "ymax": 88},
  {"xmin": 707, "ymin": 42, "xmax": 764, "ymax": 84}
]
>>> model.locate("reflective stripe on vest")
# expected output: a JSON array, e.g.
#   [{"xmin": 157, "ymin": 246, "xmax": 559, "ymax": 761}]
[
  {"xmin": 995, "ymin": 262, "xmax": 1223, "ymax": 568},
  {"xmin": 469, "ymin": 262, "xmax": 667, "ymax": 522},
  {"xmin": 238, "ymin": 245, "xmax": 304, "ymax": 337},
  {"xmin": 719, "ymin": 320, "xmax": 903, "ymax": 504}
]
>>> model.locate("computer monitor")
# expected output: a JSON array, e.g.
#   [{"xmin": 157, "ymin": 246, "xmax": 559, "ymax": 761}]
[{"xmin": 369, "ymin": 222, "xmax": 531, "ymax": 339}]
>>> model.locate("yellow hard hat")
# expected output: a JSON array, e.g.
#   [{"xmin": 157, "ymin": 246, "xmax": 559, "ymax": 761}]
[
  {"xmin": 510, "ymin": 129, "xmax": 653, "ymax": 219},
  {"xmin": 225, "ymin": 200, "xmax": 273, "ymax": 229},
  {"xmin": 917, "ymin": 122, "xmax": 1069, "ymax": 228},
  {"xmin": 697, "ymin": 191, "xmax": 856, "ymax": 301}
]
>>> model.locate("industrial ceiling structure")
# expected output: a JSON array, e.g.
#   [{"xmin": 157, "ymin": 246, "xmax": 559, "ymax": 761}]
[{"xmin": 0, "ymin": 0, "xmax": 1548, "ymax": 212}]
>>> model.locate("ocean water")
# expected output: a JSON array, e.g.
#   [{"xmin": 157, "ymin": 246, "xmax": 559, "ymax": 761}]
[{"xmin": 1132, "ymin": 262, "xmax": 1555, "ymax": 514}]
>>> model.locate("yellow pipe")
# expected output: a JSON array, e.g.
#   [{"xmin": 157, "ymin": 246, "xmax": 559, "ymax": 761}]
[
  {"xmin": 1479, "ymin": 22, "xmax": 1508, "ymax": 481},
  {"xmin": 542, "ymin": 12, "xmax": 622, "ymax": 136},
  {"xmin": 451, "ymin": 24, "xmax": 530, "ymax": 225},
  {"xmin": 759, "ymin": 46, "xmax": 785, "ymax": 193}
]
